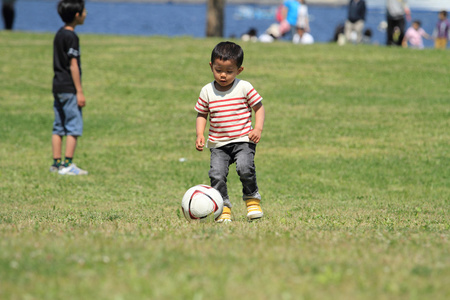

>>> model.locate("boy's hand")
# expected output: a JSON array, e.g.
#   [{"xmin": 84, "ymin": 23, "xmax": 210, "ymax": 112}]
[
  {"xmin": 196, "ymin": 113, "xmax": 208, "ymax": 151},
  {"xmin": 196, "ymin": 136, "xmax": 205, "ymax": 151},
  {"xmin": 77, "ymin": 92, "xmax": 86, "ymax": 107},
  {"xmin": 250, "ymin": 102, "xmax": 264, "ymax": 144},
  {"xmin": 249, "ymin": 128, "xmax": 262, "ymax": 144}
]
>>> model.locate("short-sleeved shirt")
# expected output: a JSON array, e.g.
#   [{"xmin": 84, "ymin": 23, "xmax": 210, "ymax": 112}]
[
  {"xmin": 404, "ymin": 27, "xmax": 426, "ymax": 49},
  {"xmin": 284, "ymin": 0, "xmax": 300, "ymax": 26},
  {"xmin": 195, "ymin": 79, "xmax": 262, "ymax": 148},
  {"xmin": 435, "ymin": 19, "xmax": 450, "ymax": 39},
  {"xmin": 52, "ymin": 27, "xmax": 81, "ymax": 94},
  {"xmin": 296, "ymin": 4, "xmax": 309, "ymax": 28}
]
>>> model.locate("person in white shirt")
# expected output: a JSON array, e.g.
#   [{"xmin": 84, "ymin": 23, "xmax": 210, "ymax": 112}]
[
  {"xmin": 293, "ymin": 26, "xmax": 314, "ymax": 44},
  {"xmin": 296, "ymin": 0, "xmax": 310, "ymax": 32}
]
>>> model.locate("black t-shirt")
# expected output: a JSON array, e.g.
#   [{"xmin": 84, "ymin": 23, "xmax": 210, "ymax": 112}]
[{"xmin": 52, "ymin": 27, "xmax": 81, "ymax": 93}]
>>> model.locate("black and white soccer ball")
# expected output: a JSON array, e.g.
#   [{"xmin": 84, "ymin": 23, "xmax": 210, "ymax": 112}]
[{"xmin": 181, "ymin": 185, "xmax": 224, "ymax": 222}]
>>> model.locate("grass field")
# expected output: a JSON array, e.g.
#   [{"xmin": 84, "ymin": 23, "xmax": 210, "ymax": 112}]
[{"xmin": 0, "ymin": 31, "xmax": 449, "ymax": 300}]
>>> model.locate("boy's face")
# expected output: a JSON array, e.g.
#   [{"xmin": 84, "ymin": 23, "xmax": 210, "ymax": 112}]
[
  {"xmin": 412, "ymin": 22, "xmax": 420, "ymax": 30},
  {"xmin": 75, "ymin": 8, "xmax": 87, "ymax": 25},
  {"xmin": 210, "ymin": 58, "xmax": 243, "ymax": 91}
]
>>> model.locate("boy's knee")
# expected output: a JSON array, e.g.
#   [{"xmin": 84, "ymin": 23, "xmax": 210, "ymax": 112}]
[
  {"xmin": 209, "ymin": 167, "xmax": 227, "ymax": 181},
  {"xmin": 236, "ymin": 164, "xmax": 255, "ymax": 179}
]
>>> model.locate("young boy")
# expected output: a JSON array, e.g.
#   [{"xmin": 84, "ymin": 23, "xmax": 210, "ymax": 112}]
[
  {"xmin": 433, "ymin": 10, "xmax": 450, "ymax": 49},
  {"xmin": 402, "ymin": 20, "xmax": 431, "ymax": 49},
  {"xmin": 50, "ymin": 0, "xmax": 88, "ymax": 175},
  {"xmin": 195, "ymin": 41, "xmax": 265, "ymax": 222}
]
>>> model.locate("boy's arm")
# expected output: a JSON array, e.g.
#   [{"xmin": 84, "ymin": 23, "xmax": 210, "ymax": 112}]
[
  {"xmin": 401, "ymin": 32, "xmax": 409, "ymax": 47},
  {"xmin": 401, "ymin": 38, "xmax": 408, "ymax": 47},
  {"xmin": 196, "ymin": 113, "xmax": 208, "ymax": 151},
  {"xmin": 70, "ymin": 57, "xmax": 85, "ymax": 107},
  {"xmin": 249, "ymin": 102, "xmax": 265, "ymax": 144}
]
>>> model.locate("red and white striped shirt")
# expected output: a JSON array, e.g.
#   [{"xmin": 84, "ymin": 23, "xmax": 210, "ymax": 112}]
[{"xmin": 195, "ymin": 79, "xmax": 263, "ymax": 148}]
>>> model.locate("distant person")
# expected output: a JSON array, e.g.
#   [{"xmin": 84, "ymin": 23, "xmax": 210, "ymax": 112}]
[
  {"xmin": 332, "ymin": 22, "xmax": 345, "ymax": 43},
  {"xmin": 386, "ymin": 0, "xmax": 411, "ymax": 46},
  {"xmin": 282, "ymin": 0, "xmax": 301, "ymax": 39},
  {"xmin": 259, "ymin": 24, "xmax": 279, "ymax": 43},
  {"xmin": 258, "ymin": 22, "xmax": 289, "ymax": 43},
  {"xmin": 402, "ymin": 20, "xmax": 431, "ymax": 49},
  {"xmin": 275, "ymin": 2, "xmax": 284, "ymax": 23},
  {"xmin": 241, "ymin": 28, "xmax": 258, "ymax": 42},
  {"xmin": 361, "ymin": 28, "xmax": 373, "ymax": 44},
  {"xmin": 50, "ymin": 0, "xmax": 88, "ymax": 175},
  {"xmin": 345, "ymin": 0, "xmax": 366, "ymax": 44},
  {"xmin": 259, "ymin": 25, "xmax": 278, "ymax": 43},
  {"xmin": 432, "ymin": 10, "xmax": 450, "ymax": 49},
  {"xmin": 2, "ymin": 0, "xmax": 15, "ymax": 30},
  {"xmin": 293, "ymin": 26, "xmax": 314, "ymax": 44},
  {"xmin": 297, "ymin": 0, "xmax": 310, "ymax": 32},
  {"xmin": 195, "ymin": 41, "xmax": 265, "ymax": 222}
]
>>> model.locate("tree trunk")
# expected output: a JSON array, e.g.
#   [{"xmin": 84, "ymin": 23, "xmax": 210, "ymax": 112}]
[{"xmin": 206, "ymin": 0, "xmax": 225, "ymax": 37}]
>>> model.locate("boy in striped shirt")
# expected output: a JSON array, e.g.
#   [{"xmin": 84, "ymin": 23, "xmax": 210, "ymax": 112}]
[{"xmin": 195, "ymin": 41, "xmax": 265, "ymax": 222}]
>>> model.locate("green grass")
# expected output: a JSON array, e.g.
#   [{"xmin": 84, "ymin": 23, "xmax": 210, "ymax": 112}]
[{"xmin": 0, "ymin": 31, "xmax": 449, "ymax": 300}]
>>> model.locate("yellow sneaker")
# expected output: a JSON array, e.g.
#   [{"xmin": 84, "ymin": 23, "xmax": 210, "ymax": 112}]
[
  {"xmin": 246, "ymin": 199, "xmax": 263, "ymax": 220},
  {"xmin": 216, "ymin": 206, "xmax": 232, "ymax": 223}
]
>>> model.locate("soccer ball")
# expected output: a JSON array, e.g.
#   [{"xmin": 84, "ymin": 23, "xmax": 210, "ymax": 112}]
[{"xmin": 181, "ymin": 185, "xmax": 223, "ymax": 222}]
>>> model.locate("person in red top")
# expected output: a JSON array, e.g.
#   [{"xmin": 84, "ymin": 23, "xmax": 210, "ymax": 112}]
[{"xmin": 195, "ymin": 41, "xmax": 265, "ymax": 222}]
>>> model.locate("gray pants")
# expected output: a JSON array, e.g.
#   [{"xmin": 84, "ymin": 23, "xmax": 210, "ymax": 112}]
[
  {"xmin": 345, "ymin": 20, "xmax": 365, "ymax": 43},
  {"xmin": 209, "ymin": 142, "xmax": 261, "ymax": 208}
]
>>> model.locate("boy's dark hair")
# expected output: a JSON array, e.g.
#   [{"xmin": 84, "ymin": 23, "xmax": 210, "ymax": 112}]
[
  {"xmin": 58, "ymin": 0, "xmax": 85, "ymax": 24},
  {"xmin": 413, "ymin": 20, "xmax": 421, "ymax": 26},
  {"xmin": 211, "ymin": 41, "xmax": 244, "ymax": 68},
  {"xmin": 440, "ymin": 10, "xmax": 447, "ymax": 17}
]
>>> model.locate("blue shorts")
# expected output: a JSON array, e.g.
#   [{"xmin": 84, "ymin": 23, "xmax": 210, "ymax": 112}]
[{"xmin": 52, "ymin": 93, "xmax": 83, "ymax": 136}]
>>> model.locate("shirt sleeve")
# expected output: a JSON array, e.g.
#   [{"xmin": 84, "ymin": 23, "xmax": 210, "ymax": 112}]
[
  {"xmin": 404, "ymin": 28, "xmax": 412, "ymax": 39},
  {"xmin": 246, "ymin": 82, "xmax": 263, "ymax": 107},
  {"xmin": 66, "ymin": 33, "xmax": 80, "ymax": 59},
  {"xmin": 195, "ymin": 86, "xmax": 209, "ymax": 114},
  {"xmin": 419, "ymin": 28, "xmax": 426, "ymax": 37}
]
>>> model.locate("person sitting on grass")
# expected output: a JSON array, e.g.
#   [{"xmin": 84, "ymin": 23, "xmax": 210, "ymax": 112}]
[
  {"xmin": 195, "ymin": 41, "xmax": 265, "ymax": 222},
  {"xmin": 402, "ymin": 20, "xmax": 431, "ymax": 49},
  {"xmin": 293, "ymin": 26, "xmax": 314, "ymax": 44},
  {"xmin": 50, "ymin": 0, "xmax": 88, "ymax": 175}
]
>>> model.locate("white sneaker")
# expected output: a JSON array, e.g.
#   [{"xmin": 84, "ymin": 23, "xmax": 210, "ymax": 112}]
[{"xmin": 58, "ymin": 164, "xmax": 88, "ymax": 176}]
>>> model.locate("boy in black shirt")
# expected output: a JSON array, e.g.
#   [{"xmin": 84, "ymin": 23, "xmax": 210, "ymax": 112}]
[{"xmin": 50, "ymin": 0, "xmax": 88, "ymax": 175}]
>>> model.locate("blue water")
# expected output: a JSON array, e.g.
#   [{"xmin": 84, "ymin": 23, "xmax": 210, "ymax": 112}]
[{"xmin": 8, "ymin": 0, "xmax": 443, "ymax": 48}]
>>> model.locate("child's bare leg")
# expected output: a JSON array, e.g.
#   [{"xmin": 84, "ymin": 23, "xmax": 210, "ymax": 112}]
[
  {"xmin": 65, "ymin": 135, "xmax": 77, "ymax": 158},
  {"xmin": 58, "ymin": 135, "xmax": 87, "ymax": 175},
  {"xmin": 52, "ymin": 134, "xmax": 63, "ymax": 159}
]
